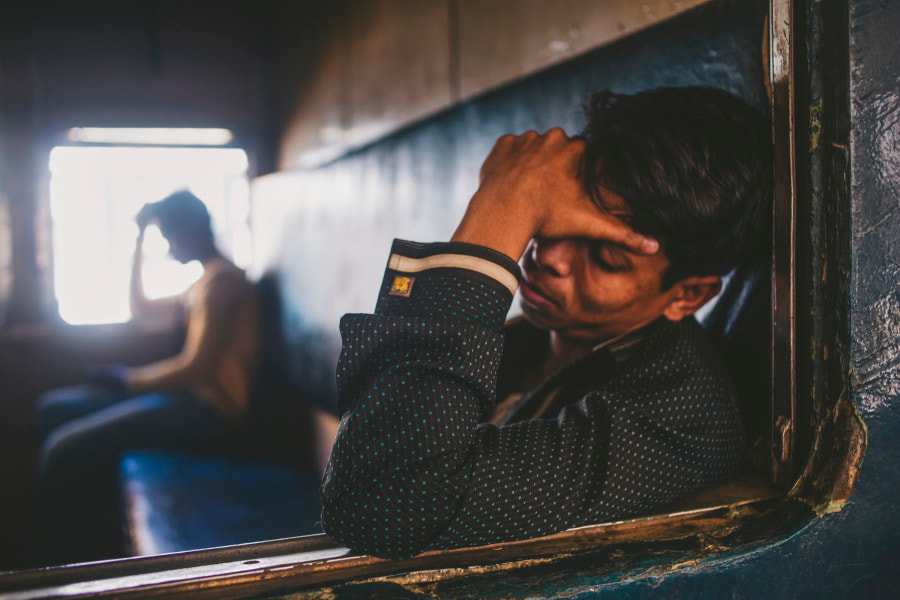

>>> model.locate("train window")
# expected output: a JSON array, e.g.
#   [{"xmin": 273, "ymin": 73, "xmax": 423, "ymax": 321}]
[
  {"xmin": 1, "ymin": 0, "xmax": 869, "ymax": 596},
  {"xmin": 47, "ymin": 143, "xmax": 251, "ymax": 324}
]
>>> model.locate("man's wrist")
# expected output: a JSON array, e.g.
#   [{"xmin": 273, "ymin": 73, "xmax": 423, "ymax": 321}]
[
  {"xmin": 449, "ymin": 230, "xmax": 523, "ymax": 263},
  {"xmin": 450, "ymin": 216, "xmax": 532, "ymax": 262},
  {"xmin": 449, "ymin": 185, "xmax": 540, "ymax": 262}
]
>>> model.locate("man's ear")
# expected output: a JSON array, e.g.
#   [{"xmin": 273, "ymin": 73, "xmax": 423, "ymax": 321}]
[{"xmin": 661, "ymin": 275, "xmax": 722, "ymax": 321}]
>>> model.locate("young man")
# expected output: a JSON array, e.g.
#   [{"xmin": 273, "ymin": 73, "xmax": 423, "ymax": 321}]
[
  {"xmin": 35, "ymin": 190, "xmax": 259, "ymax": 562},
  {"xmin": 320, "ymin": 87, "xmax": 772, "ymax": 560}
]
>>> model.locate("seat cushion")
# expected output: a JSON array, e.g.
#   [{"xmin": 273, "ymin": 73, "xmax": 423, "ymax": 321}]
[{"xmin": 120, "ymin": 451, "xmax": 323, "ymax": 555}]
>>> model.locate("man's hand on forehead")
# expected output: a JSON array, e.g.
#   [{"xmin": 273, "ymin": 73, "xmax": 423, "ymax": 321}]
[{"xmin": 451, "ymin": 128, "xmax": 659, "ymax": 261}]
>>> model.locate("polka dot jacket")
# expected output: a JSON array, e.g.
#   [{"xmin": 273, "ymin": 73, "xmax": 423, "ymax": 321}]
[{"xmin": 321, "ymin": 239, "xmax": 744, "ymax": 559}]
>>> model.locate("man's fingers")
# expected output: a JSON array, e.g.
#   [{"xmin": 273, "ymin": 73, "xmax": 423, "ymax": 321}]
[
  {"xmin": 472, "ymin": 128, "xmax": 659, "ymax": 258},
  {"xmin": 624, "ymin": 231, "xmax": 660, "ymax": 255},
  {"xmin": 558, "ymin": 207, "xmax": 659, "ymax": 255},
  {"xmin": 595, "ymin": 218, "xmax": 659, "ymax": 255}
]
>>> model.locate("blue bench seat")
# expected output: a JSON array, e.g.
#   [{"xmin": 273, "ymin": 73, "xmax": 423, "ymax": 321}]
[{"xmin": 120, "ymin": 451, "xmax": 324, "ymax": 556}]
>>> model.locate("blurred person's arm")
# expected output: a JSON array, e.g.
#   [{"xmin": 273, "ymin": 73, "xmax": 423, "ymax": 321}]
[{"xmin": 129, "ymin": 207, "xmax": 182, "ymax": 321}]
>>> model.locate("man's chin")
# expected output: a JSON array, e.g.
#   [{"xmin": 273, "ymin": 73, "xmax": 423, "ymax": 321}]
[
  {"xmin": 519, "ymin": 304, "xmax": 619, "ymax": 342},
  {"xmin": 519, "ymin": 301, "xmax": 560, "ymax": 330}
]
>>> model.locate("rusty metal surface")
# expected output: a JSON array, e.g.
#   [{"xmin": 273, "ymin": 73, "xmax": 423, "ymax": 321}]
[
  {"xmin": 769, "ymin": 0, "xmax": 799, "ymax": 487},
  {"xmin": 783, "ymin": 0, "xmax": 864, "ymax": 514}
]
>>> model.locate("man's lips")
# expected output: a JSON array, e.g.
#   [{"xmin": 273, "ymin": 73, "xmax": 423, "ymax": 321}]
[{"xmin": 519, "ymin": 278, "xmax": 559, "ymax": 308}]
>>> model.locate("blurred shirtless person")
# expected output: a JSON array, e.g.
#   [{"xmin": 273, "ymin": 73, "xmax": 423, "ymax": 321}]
[{"xmin": 36, "ymin": 190, "xmax": 258, "ymax": 562}]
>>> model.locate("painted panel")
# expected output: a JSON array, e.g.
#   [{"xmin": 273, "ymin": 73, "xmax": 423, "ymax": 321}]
[
  {"xmin": 345, "ymin": 0, "xmax": 453, "ymax": 148},
  {"xmin": 457, "ymin": 0, "xmax": 712, "ymax": 99},
  {"xmin": 275, "ymin": 0, "xmax": 718, "ymax": 168},
  {"xmin": 278, "ymin": 32, "xmax": 347, "ymax": 170}
]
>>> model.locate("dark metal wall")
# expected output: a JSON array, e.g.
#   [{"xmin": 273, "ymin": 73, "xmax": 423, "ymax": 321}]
[{"xmin": 850, "ymin": 0, "xmax": 900, "ymax": 414}]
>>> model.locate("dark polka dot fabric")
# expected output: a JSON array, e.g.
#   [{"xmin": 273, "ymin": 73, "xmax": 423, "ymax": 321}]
[{"xmin": 321, "ymin": 239, "xmax": 744, "ymax": 560}]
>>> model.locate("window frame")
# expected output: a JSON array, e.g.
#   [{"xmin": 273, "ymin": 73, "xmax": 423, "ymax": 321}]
[
  {"xmin": 1, "ymin": 478, "xmax": 783, "ymax": 599},
  {"xmin": 44, "ymin": 141, "xmax": 252, "ymax": 327}
]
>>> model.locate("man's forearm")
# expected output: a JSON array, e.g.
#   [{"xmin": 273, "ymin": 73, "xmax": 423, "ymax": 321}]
[
  {"xmin": 450, "ymin": 129, "xmax": 658, "ymax": 261},
  {"xmin": 129, "ymin": 229, "xmax": 148, "ymax": 315}
]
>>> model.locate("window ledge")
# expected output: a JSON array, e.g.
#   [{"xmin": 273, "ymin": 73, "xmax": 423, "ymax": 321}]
[
  {"xmin": 1, "ymin": 475, "xmax": 787, "ymax": 599},
  {"xmin": 0, "ymin": 318, "xmax": 180, "ymax": 343}
]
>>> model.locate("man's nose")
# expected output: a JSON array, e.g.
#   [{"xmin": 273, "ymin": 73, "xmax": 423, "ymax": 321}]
[{"xmin": 530, "ymin": 238, "xmax": 578, "ymax": 277}]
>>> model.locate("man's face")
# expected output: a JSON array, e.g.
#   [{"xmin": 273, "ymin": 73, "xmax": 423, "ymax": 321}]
[
  {"xmin": 161, "ymin": 229, "xmax": 194, "ymax": 264},
  {"xmin": 517, "ymin": 189, "xmax": 684, "ymax": 342},
  {"xmin": 518, "ymin": 236, "xmax": 680, "ymax": 342}
]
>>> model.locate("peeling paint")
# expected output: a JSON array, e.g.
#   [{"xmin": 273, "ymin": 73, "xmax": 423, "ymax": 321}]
[
  {"xmin": 809, "ymin": 97, "xmax": 825, "ymax": 151},
  {"xmin": 789, "ymin": 396, "xmax": 867, "ymax": 515},
  {"xmin": 852, "ymin": 293, "xmax": 900, "ymax": 413},
  {"xmin": 374, "ymin": 555, "xmax": 565, "ymax": 585},
  {"xmin": 666, "ymin": 558, "xmax": 700, "ymax": 572}
]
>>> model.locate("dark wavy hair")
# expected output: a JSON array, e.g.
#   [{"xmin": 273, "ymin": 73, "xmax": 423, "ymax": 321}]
[{"xmin": 580, "ymin": 86, "xmax": 772, "ymax": 289}]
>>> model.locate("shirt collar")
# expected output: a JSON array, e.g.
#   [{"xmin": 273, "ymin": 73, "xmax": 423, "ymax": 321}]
[{"xmin": 591, "ymin": 322, "xmax": 651, "ymax": 365}]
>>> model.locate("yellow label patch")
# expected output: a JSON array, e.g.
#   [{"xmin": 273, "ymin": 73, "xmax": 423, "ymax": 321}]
[{"xmin": 389, "ymin": 275, "xmax": 415, "ymax": 297}]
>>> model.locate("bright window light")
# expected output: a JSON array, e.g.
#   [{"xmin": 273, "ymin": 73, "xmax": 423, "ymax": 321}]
[
  {"xmin": 49, "ymin": 145, "xmax": 251, "ymax": 325},
  {"xmin": 66, "ymin": 127, "xmax": 234, "ymax": 146}
]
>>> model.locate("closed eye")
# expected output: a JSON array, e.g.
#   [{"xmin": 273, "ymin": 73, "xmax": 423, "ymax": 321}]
[{"xmin": 591, "ymin": 243, "xmax": 632, "ymax": 273}]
